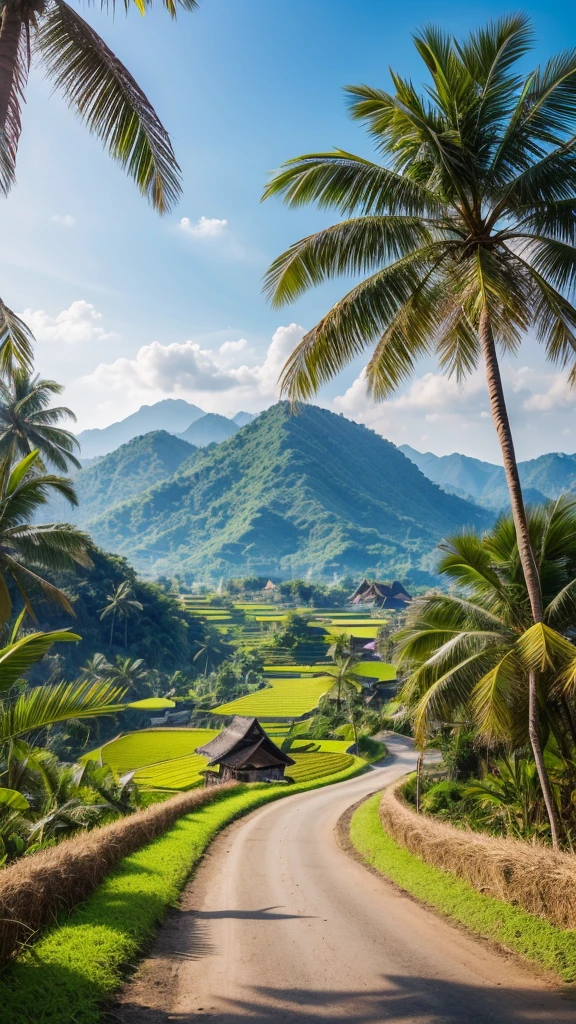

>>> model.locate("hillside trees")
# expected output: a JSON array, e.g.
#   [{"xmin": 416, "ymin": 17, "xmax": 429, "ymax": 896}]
[{"xmin": 263, "ymin": 15, "xmax": 576, "ymax": 846}]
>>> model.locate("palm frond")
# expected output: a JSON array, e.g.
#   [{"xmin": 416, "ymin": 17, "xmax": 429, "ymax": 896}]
[
  {"xmin": 0, "ymin": 678, "xmax": 127, "ymax": 742},
  {"xmin": 0, "ymin": 14, "xmax": 30, "ymax": 196},
  {"xmin": 0, "ymin": 298, "xmax": 34, "ymax": 373},
  {"xmin": 35, "ymin": 0, "xmax": 182, "ymax": 213},
  {"xmin": 0, "ymin": 629, "xmax": 80, "ymax": 693}
]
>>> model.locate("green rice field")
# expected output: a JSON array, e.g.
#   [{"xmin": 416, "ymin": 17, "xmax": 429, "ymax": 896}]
[
  {"xmin": 90, "ymin": 728, "xmax": 218, "ymax": 773},
  {"xmin": 289, "ymin": 751, "xmax": 354, "ymax": 782},
  {"xmin": 262, "ymin": 664, "xmax": 326, "ymax": 674},
  {"xmin": 214, "ymin": 675, "xmax": 332, "ymax": 718},
  {"xmin": 355, "ymin": 661, "xmax": 396, "ymax": 680},
  {"xmin": 328, "ymin": 625, "xmax": 382, "ymax": 638},
  {"xmin": 131, "ymin": 752, "xmax": 211, "ymax": 789}
]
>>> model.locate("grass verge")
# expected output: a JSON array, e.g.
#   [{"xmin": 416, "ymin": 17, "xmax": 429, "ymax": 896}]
[
  {"xmin": 0, "ymin": 758, "xmax": 365, "ymax": 1024},
  {"xmin": 350, "ymin": 792, "xmax": 576, "ymax": 983}
]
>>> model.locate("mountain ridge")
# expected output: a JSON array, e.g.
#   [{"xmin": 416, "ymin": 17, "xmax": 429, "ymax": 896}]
[
  {"xmin": 77, "ymin": 399, "xmax": 204, "ymax": 458},
  {"xmin": 400, "ymin": 445, "xmax": 576, "ymax": 508},
  {"xmin": 82, "ymin": 402, "xmax": 491, "ymax": 582}
]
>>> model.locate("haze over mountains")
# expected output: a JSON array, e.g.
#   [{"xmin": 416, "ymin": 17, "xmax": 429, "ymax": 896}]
[
  {"xmin": 400, "ymin": 445, "xmax": 576, "ymax": 509},
  {"xmin": 63, "ymin": 403, "xmax": 489, "ymax": 582},
  {"xmin": 76, "ymin": 400, "xmax": 255, "ymax": 457}
]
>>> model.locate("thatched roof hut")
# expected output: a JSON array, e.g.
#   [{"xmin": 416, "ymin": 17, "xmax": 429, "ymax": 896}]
[{"xmin": 196, "ymin": 716, "xmax": 295, "ymax": 786}]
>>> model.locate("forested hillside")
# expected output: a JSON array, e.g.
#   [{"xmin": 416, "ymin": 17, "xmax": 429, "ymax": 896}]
[{"xmin": 83, "ymin": 403, "xmax": 490, "ymax": 581}]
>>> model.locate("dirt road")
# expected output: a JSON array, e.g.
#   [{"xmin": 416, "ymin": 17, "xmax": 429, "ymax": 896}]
[{"xmin": 115, "ymin": 735, "xmax": 574, "ymax": 1023}]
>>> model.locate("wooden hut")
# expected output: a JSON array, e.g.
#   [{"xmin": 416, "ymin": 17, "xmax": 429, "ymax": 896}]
[{"xmin": 196, "ymin": 716, "xmax": 295, "ymax": 786}]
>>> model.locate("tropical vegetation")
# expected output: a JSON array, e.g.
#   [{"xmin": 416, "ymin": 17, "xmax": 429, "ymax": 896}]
[
  {"xmin": 0, "ymin": 371, "xmax": 80, "ymax": 472},
  {"xmin": 264, "ymin": 13, "xmax": 576, "ymax": 847},
  {"xmin": 395, "ymin": 500, "xmax": 576, "ymax": 847}
]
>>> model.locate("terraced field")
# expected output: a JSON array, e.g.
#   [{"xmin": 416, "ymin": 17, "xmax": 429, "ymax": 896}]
[
  {"xmin": 131, "ymin": 752, "xmax": 210, "ymax": 789},
  {"xmin": 355, "ymin": 661, "xmax": 396, "ymax": 681},
  {"xmin": 92, "ymin": 729, "xmax": 218, "ymax": 773},
  {"xmin": 289, "ymin": 751, "xmax": 354, "ymax": 783},
  {"xmin": 213, "ymin": 676, "xmax": 333, "ymax": 718},
  {"xmin": 327, "ymin": 625, "xmax": 381, "ymax": 638}
]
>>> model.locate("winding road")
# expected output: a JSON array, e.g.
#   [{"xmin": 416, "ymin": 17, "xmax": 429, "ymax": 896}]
[{"xmin": 116, "ymin": 735, "xmax": 574, "ymax": 1023}]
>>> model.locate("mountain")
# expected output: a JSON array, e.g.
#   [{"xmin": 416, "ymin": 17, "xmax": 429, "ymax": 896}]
[
  {"xmin": 400, "ymin": 445, "xmax": 576, "ymax": 509},
  {"xmin": 178, "ymin": 413, "xmax": 239, "ymax": 446},
  {"xmin": 76, "ymin": 399, "xmax": 204, "ymax": 458},
  {"xmin": 40, "ymin": 431, "xmax": 195, "ymax": 525},
  {"xmin": 84, "ymin": 403, "xmax": 491, "ymax": 581},
  {"xmin": 233, "ymin": 411, "xmax": 257, "ymax": 426}
]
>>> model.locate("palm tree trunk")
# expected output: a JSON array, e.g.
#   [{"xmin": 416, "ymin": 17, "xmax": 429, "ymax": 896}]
[
  {"xmin": 0, "ymin": 8, "xmax": 21, "ymax": 132},
  {"xmin": 479, "ymin": 309, "xmax": 562, "ymax": 849},
  {"xmin": 415, "ymin": 749, "xmax": 424, "ymax": 813}
]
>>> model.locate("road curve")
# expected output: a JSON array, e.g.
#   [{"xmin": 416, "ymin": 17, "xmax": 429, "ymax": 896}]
[{"xmin": 116, "ymin": 735, "xmax": 573, "ymax": 1024}]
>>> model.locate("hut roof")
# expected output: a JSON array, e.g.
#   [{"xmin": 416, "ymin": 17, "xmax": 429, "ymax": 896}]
[{"xmin": 196, "ymin": 716, "xmax": 295, "ymax": 768}]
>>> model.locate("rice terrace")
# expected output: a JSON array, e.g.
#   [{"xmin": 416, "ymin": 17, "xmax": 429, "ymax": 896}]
[{"xmin": 1, "ymin": 4, "xmax": 576, "ymax": 1024}]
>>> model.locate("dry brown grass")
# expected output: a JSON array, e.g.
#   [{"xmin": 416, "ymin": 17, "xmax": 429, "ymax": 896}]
[
  {"xmin": 380, "ymin": 780, "xmax": 576, "ymax": 930},
  {"xmin": 0, "ymin": 783, "xmax": 235, "ymax": 962}
]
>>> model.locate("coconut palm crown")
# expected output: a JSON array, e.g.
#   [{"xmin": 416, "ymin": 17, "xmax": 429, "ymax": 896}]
[
  {"xmin": 263, "ymin": 14, "xmax": 576, "ymax": 620},
  {"xmin": 0, "ymin": 369, "xmax": 81, "ymax": 472}
]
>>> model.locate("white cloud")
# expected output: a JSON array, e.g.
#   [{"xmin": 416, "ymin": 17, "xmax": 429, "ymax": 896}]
[
  {"xmin": 21, "ymin": 300, "xmax": 115, "ymax": 345},
  {"xmin": 50, "ymin": 214, "xmax": 75, "ymax": 227},
  {"xmin": 179, "ymin": 216, "xmax": 228, "ymax": 238},
  {"xmin": 76, "ymin": 323, "xmax": 305, "ymax": 415}
]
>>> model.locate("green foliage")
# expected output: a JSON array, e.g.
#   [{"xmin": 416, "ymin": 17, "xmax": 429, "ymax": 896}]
[
  {"xmin": 263, "ymin": 16, "xmax": 576, "ymax": 408},
  {"xmin": 84, "ymin": 402, "xmax": 488, "ymax": 581},
  {"xmin": 395, "ymin": 500, "xmax": 576, "ymax": 749},
  {"xmin": 350, "ymin": 793, "xmax": 576, "ymax": 982},
  {"xmin": 0, "ymin": 762, "xmax": 365, "ymax": 1024},
  {"xmin": 421, "ymin": 780, "xmax": 467, "ymax": 816},
  {"xmin": 45, "ymin": 431, "xmax": 194, "ymax": 525},
  {"xmin": 0, "ymin": 450, "xmax": 91, "ymax": 623},
  {"xmin": 0, "ymin": 370, "xmax": 80, "ymax": 473},
  {"xmin": 36, "ymin": 547, "xmax": 207, "ymax": 676}
]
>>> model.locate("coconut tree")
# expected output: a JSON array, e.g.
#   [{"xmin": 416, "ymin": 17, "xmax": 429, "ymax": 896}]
[
  {"xmin": 326, "ymin": 653, "xmax": 363, "ymax": 752},
  {"xmin": 0, "ymin": 0, "xmax": 198, "ymax": 372},
  {"xmin": 0, "ymin": 449, "xmax": 91, "ymax": 622},
  {"xmin": 99, "ymin": 580, "xmax": 143, "ymax": 649},
  {"xmin": 0, "ymin": 369, "xmax": 80, "ymax": 472},
  {"xmin": 262, "ymin": 15, "xmax": 576, "ymax": 847}
]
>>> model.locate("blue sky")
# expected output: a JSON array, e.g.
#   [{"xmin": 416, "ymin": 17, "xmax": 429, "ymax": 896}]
[{"xmin": 5, "ymin": 0, "xmax": 576, "ymax": 460}]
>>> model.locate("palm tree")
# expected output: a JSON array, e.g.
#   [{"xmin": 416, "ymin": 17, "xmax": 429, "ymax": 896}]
[
  {"xmin": 99, "ymin": 581, "xmax": 143, "ymax": 648},
  {"xmin": 0, "ymin": 0, "xmax": 198, "ymax": 372},
  {"xmin": 263, "ymin": 15, "xmax": 576, "ymax": 846},
  {"xmin": 395, "ymin": 500, "xmax": 576, "ymax": 844},
  {"xmin": 326, "ymin": 653, "xmax": 363, "ymax": 752},
  {"xmin": 0, "ymin": 449, "xmax": 91, "ymax": 623},
  {"xmin": 193, "ymin": 635, "xmax": 223, "ymax": 675},
  {"xmin": 105, "ymin": 655, "xmax": 149, "ymax": 697},
  {"xmin": 0, "ymin": 369, "xmax": 80, "ymax": 472}
]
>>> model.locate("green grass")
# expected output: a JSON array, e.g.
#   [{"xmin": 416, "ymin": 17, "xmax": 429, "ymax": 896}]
[
  {"xmin": 90, "ymin": 729, "xmax": 218, "ymax": 774},
  {"xmin": 0, "ymin": 761, "xmax": 366, "ymax": 1024},
  {"xmin": 350, "ymin": 792, "xmax": 576, "ymax": 983},
  {"xmin": 288, "ymin": 738, "xmax": 351, "ymax": 753},
  {"xmin": 354, "ymin": 661, "xmax": 396, "ymax": 681},
  {"xmin": 213, "ymin": 675, "xmax": 332, "ymax": 718}
]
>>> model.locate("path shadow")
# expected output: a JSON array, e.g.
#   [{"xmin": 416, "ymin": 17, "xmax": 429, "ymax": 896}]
[{"xmin": 110, "ymin": 972, "xmax": 576, "ymax": 1024}]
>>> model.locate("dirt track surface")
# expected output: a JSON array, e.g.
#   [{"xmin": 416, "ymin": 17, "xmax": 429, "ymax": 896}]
[{"xmin": 114, "ymin": 734, "xmax": 574, "ymax": 1023}]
